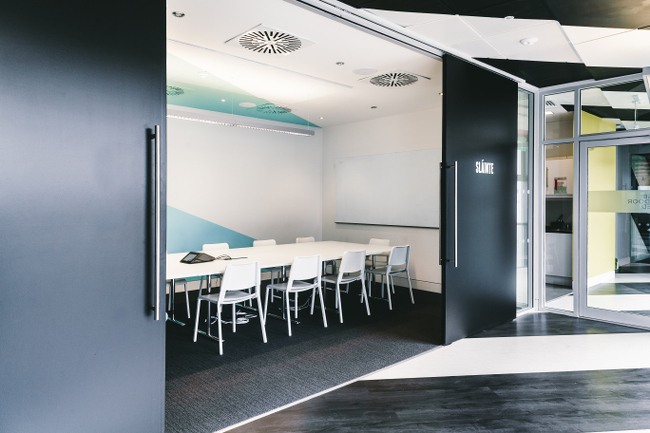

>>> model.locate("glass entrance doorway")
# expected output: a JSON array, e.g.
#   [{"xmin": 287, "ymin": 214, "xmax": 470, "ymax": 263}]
[{"xmin": 580, "ymin": 138, "xmax": 650, "ymax": 328}]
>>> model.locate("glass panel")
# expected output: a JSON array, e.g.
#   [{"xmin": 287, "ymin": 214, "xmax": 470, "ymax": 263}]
[
  {"xmin": 544, "ymin": 91, "xmax": 575, "ymax": 141},
  {"xmin": 581, "ymin": 79, "xmax": 650, "ymax": 135},
  {"xmin": 516, "ymin": 90, "xmax": 532, "ymax": 311},
  {"xmin": 586, "ymin": 143, "xmax": 650, "ymax": 319},
  {"xmin": 545, "ymin": 143, "xmax": 574, "ymax": 311}
]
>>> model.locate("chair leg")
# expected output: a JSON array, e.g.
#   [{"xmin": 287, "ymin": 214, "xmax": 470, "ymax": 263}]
[
  {"xmin": 386, "ymin": 274, "xmax": 393, "ymax": 310},
  {"xmin": 232, "ymin": 304, "xmax": 236, "ymax": 333},
  {"xmin": 317, "ymin": 286, "xmax": 328, "ymax": 328},
  {"xmin": 406, "ymin": 270, "xmax": 415, "ymax": 304},
  {"xmin": 310, "ymin": 288, "xmax": 316, "ymax": 314},
  {"xmin": 184, "ymin": 283, "xmax": 191, "ymax": 318},
  {"xmin": 264, "ymin": 286, "xmax": 273, "ymax": 323},
  {"xmin": 257, "ymin": 295, "xmax": 267, "ymax": 343},
  {"xmin": 217, "ymin": 305, "xmax": 223, "ymax": 355},
  {"xmin": 294, "ymin": 292, "xmax": 299, "ymax": 319},
  {"xmin": 193, "ymin": 298, "xmax": 202, "ymax": 342},
  {"xmin": 361, "ymin": 279, "xmax": 371, "ymax": 316},
  {"xmin": 286, "ymin": 292, "xmax": 292, "ymax": 336},
  {"xmin": 336, "ymin": 284, "xmax": 343, "ymax": 323}
]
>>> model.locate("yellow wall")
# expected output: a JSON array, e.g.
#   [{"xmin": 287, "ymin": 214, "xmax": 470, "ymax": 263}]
[
  {"xmin": 581, "ymin": 110, "xmax": 617, "ymax": 135},
  {"xmin": 587, "ymin": 146, "xmax": 617, "ymax": 279}
]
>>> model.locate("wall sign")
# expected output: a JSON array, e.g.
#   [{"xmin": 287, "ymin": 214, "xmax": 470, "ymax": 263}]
[{"xmin": 475, "ymin": 159, "xmax": 495, "ymax": 175}]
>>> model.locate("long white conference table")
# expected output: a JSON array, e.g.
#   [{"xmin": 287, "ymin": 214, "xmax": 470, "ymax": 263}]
[{"xmin": 165, "ymin": 241, "xmax": 392, "ymax": 324}]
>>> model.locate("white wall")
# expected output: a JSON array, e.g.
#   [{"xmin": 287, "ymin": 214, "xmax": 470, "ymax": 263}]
[
  {"xmin": 167, "ymin": 114, "xmax": 323, "ymax": 244},
  {"xmin": 322, "ymin": 108, "xmax": 442, "ymax": 292}
]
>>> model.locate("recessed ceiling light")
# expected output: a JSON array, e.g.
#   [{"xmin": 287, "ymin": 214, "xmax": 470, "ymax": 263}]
[
  {"xmin": 239, "ymin": 102, "xmax": 257, "ymax": 108},
  {"xmin": 319, "ymin": 116, "xmax": 324, "ymax": 120},
  {"xmin": 336, "ymin": 61, "xmax": 345, "ymax": 66},
  {"xmin": 220, "ymin": 99, "xmax": 227, "ymax": 103},
  {"xmin": 370, "ymin": 106, "xmax": 378, "ymax": 109},
  {"xmin": 520, "ymin": 37, "xmax": 539, "ymax": 46},
  {"xmin": 172, "ymin": 11, "xmax": 185, "ymax": 18}
]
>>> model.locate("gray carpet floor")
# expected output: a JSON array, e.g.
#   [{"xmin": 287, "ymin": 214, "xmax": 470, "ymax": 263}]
[{"xmin": 165, "ymin": 287, "xmax": 440, "ymax": 432}]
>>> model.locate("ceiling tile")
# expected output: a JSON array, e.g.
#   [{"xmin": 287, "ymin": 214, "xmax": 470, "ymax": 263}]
[
  {"xmin": 572, "ymin": 29, "xmax": 650, "ymax": 67},
  {"xmin": 483, "ymin": 21, "xmax": 581, "ymax": 62},
  {"xmin": 562, "ymin": 25, "xmax": 632, "ymax": 45},
  {"xmin": 460, "ymin": 15, "xmax": 552, "ymax": 37}
]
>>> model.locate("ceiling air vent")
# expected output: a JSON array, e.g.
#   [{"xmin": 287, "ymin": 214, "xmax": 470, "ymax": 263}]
[
  {"xmin": 256, "ymin": 103, "xmax": 292, "ymax": 114},
  {"xmin": 226, "ymin": 24, "xmax": 312, "ymax": 55},
  {"xmin": 545, "ymin": 100, "xmax": 556, "ymax": 106},
  {"xmin": 370, "ymin": 72, "xmax": 419, "ymax": 87},
  {"xmin": 166, "ymin": 85, "xmax": 184, "ymax": 96},
  {"xmin": 239, "ymin": 29, "xmax": 301, "ymax": 54}
]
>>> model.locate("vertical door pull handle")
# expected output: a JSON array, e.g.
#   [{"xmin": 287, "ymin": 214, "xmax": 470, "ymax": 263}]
[
  {"xmin": 153, "ymin": 124, "xmax": 162, "ymax": 321},
  {"xmin": 454, "ymin": 161, "xmax": 458, "ymax": 268}
]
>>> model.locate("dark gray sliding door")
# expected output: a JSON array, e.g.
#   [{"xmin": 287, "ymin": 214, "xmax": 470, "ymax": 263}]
[
  {"xmin": 0, "ymin": 1, "xmax": 166, "ymax": 432},
  {"xmin": 441, "ymin": 55, "xmax": 518, "ymax": 345}
]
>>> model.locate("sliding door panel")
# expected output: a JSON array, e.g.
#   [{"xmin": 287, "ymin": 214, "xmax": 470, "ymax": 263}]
[
  {"xmin": 0, "ymin": 1, "xmax": 166, "ymax": 432},
  {"xmin": 441, "ymin": 56, "xmax": 518, "ymax": 345}
]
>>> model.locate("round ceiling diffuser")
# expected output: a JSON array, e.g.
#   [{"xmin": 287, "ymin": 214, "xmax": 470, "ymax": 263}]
[
  {"xmin": 239, "ymin": 30, "xmax": 302, "ymax": 54},
  {"xmin": 370, "ymin": 72, "xmax": 419, "ymax": 87},
  {"xmin": 166, "ymin": 85, "xmax": 184, "ymax": 96},
  {"xmin": 256, "ymin": 103, "xmax": 292, "ymax": 114}
]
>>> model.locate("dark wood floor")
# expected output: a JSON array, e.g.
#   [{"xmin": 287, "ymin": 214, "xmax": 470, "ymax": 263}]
[{"xmin": 225, "ymin": 314, "xmax": 650, "ymax": 433}]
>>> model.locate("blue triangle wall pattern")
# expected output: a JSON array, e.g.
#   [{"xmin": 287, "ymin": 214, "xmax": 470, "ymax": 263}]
[{"xmin": 167, "ymin": 206, "xmax": 254, "ymax": 253}]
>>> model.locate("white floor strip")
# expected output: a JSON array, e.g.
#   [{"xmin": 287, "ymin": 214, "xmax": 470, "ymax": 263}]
[
  {"xmin": 364, "ymin": 333, "xmax": 650, "ymax": 380},
  {"xmin": 547, "ymin": 293, "xmax": 650, "ymax": 312}
]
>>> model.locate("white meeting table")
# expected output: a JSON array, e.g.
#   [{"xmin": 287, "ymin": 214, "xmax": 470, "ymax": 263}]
[{"xmin": 165, "ymin": 241, "xmax": 392, "ymax": 324}]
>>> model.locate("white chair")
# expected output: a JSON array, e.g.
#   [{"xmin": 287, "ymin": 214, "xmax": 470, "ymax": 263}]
[
  {"xmin": 295, "ymin": 236, "xmax": 315, "ymax": 243},
  {"xmin": 200, "ymin": 243, "xmax": 230, "ymax": 289},
  {"xmin": 192, "ymin": 261, "xmax": 267, "ymax": 355},
  {"xmin": 366, "ymin": 245, "xmax": 414, "ymax": 310},
  {"xmin": 264, "ymin": 255, "xmax": 327, "ymax": 336},
  {"xmin": 253, "ymin": 239, "xmax": 276, "ymax": 247},
  {"xmin": 322, "ymin": 250, "xmax": 370, "ymax": 323}
]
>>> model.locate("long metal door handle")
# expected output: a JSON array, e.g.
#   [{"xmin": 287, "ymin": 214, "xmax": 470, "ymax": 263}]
[
  {"xmin": 154, "ymin": 124, "xmax": 162, "ymax": 321},
  {"xmin": 454, "ymin": 161, "xmax": 458, "ymax": 268},
  {"xmin": 439, "ymin": 162, "xmax": 443, "ymax": 265}
]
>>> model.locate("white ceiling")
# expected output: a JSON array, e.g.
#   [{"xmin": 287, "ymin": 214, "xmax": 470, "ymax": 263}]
[
  {"xmin": 166, "ymin": 0, "xmax": 650, "ymax": 128},
  {"xmin": 368, "ymin": 8, "xmax": 650, "ymax": 68},
  {"xmin": 167, "ymin": 0, "xmax": 442, "ymax": 128}
]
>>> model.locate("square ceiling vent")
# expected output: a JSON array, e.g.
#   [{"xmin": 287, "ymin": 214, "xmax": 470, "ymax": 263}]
[{"xmin": 225, "ymin": 24, "xmax": 314, "ymax": 55}]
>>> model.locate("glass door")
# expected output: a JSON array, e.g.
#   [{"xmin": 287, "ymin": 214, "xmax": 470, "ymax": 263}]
[{"xmin": 579, "ymin": 138, "xmax": 650, "ymax": 328}]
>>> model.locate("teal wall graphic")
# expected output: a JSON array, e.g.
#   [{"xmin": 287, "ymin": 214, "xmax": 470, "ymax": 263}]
[{"xmin": 167, "ymin": 206, "xmax": 254, "ymax": 253}]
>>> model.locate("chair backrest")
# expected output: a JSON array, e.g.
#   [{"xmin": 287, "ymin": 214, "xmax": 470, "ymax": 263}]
[
  {"xmin": 253, "ymin": 239, "xmax": 276, "ymax": 247},
  {"xmin": 295, "ymin": 236, "xmax": 315, "ymax": 243},
  {"xmin": 388, "ymin": 245, "xmax": 410, "ymax": 270},
  {"xmin": 219, "ymin": 262, "xmax": 260, "ymax": 296},
  {"xmin": 288, "ymin": 255, "xmax": 321, "ymax": 282},
  {"xmin": 339, "ymin": 250, "xmax": 366, "ymax": 275},
  {"xmin": 369, "ymin": 238, "xmax": 390, "ymax": 246},
  {"xmin": 202, "ymin": 242, "xmax": 230, "ymax": 251}
]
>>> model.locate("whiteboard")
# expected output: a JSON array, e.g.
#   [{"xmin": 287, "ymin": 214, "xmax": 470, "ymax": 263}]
[{"xmin": 335, "ymin": 149, "xmax": 441, "ymax": 228}]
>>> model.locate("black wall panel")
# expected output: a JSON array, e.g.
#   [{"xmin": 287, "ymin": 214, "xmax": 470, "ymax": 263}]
[
  {"xmin": 441, "ymin": 55, "xmax": 518, "ymax": 345},
  {"xmin": 0, "ymin": 1, "xmax": 166, "ymax": 432}
]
